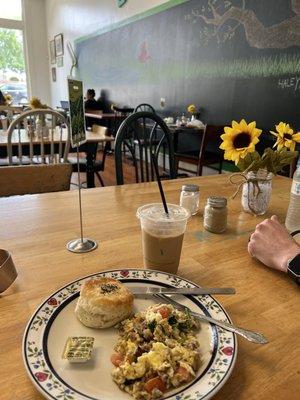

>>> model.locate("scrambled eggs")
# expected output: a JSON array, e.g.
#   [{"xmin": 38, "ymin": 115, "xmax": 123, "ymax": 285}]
[{"xmin": 111, "ymin": 304, "xmax": 201, "ymax": 399}]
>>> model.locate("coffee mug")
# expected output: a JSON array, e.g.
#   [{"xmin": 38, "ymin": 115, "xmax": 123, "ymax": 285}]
[{"xmin": 0, "ymin": 249, "xmax": 18, "ymax": 293}]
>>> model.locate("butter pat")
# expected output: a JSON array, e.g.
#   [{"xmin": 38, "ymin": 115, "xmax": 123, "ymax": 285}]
[{"xmin": 62, "ymin": 336, "xmax": 94, "ymax": 363}]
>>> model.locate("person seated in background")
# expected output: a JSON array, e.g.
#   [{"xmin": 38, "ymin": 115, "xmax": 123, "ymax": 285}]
[
  {"xmin": 84, "ymin": 89, "xmax": 99, "ymax": 111},
  {"xmin": 0, "ymin": 90, "xmax": 6, "ymax": 106},
  {"xmin": 0, "ymin": 90, "xmax": 7, "ymax": 123},
  {"xmin": 97, "ymin": 89, "xmax": 111, "ymax": 114},
  {"xmin": 85, "ymin": 89, "xmax": 101, "ymax": 128},
  {"xmin": 248, "ymin": 215, "xmax": 300, "ymax": 284}
]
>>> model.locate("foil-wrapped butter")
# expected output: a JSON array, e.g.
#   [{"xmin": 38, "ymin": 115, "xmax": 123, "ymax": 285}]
[{"xmin": 62, "ymin": 336, "xmax": 94, "ymax": 363}]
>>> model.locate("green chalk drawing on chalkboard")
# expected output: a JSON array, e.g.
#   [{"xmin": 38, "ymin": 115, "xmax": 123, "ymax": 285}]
[
  {"xmin": 186, "ymin": 0, "xmax": 300, "ymax": 49},
  {"xmin": 117, "ymin": 0, "xmax": 127, "ymax": 8}
]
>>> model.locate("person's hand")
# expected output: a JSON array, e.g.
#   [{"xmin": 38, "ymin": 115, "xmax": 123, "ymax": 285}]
[{"xmin": 248, "ymin": 215, "xmax": 300, "ymax": 272}]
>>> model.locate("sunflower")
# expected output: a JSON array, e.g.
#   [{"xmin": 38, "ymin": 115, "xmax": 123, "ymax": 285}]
[
  {"xmin": 270, "ymin": 122, "xmax": 300, "ymax": 151},
  {"xmin": 220, "ymin": 119, "xmax": 262, "ymax": 165}
]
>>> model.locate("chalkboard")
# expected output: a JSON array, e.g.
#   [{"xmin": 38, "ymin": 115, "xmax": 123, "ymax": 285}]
[{"xmin": 75, "ymin": 0, "xmax": 300, "ymax": 130}]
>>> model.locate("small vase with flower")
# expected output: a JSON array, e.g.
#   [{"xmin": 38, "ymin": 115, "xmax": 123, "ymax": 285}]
[{"xmin": 220, "ymin": 120, "xmax": 299, "ymax": 216}]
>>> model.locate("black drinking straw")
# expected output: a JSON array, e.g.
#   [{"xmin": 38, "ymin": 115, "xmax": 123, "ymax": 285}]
[{"xmin": 151, "ymin": 153, "xmax": 169, "ymax": 215}]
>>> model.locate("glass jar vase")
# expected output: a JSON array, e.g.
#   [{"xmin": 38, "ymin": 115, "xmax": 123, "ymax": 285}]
[{"xmin": 241, "ymin": 170, "xmax": 273, "ymax": 215}]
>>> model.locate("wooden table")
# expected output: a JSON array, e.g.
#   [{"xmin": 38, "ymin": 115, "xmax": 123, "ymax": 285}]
[
  {"xmin": 0, "ymin": 129, "xmax": 114, "ymax": 188},
  {"xmin": 85, "ymin": 111, "xmax": 126, "ymax": 119},
  {"xmin": 85, "ymin": 111, "xmax": 127, "ymax": 135},
  {"xmin": 0, "ymin": 105, "xmax": 24, "ymax": 114},
  {"xmin": 0, "ymin": 174, "xmax": 299, "ymax": 399}
]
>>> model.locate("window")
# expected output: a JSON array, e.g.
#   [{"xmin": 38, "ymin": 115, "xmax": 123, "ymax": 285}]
[
  {"xmin": 0, "ymin": 0, "xmax": 27, "ymax": 104},
  {"xmin": 0, "ymin": 0, "xmax": 22, "ymax": 21}
]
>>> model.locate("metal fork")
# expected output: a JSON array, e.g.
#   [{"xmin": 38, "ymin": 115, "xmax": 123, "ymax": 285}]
[{"xmin": 154, "ymin": 293, "xmax": 268, "ymax": 345}]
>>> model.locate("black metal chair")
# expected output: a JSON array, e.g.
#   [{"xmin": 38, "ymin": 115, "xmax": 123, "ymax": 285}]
[
  {"xmin": 134, "ymin": 103, "xmax": 156, "ymax": 113},
  {"xmin": 133, "ymin": 104, "xmax": 167, "ymax": 170},
  {"xmin": 114, "ymin": 111, "xmax": 176, "ymax": 185},
  {"xmin": 174, "ymin": 124, "xmax": 225, "ymax": 176}
]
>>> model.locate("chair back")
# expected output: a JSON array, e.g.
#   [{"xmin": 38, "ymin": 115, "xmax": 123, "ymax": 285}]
[
  {"xmin": 6, "ymin": 108, "xmax": 70, "ymax": 165},
  {"xmin": 197, "ymin": 124, "xmax": 225, "ymax": 175},
  {"xmin": 134, "ymin": 103, "xmax": 155, "ymax": 113},
  {"xmin": 114, "ymin": 111, "xmax": 175, "ymax": 185},
  {"xmin": 0, "ymin": 117, "xmax": 8, "ymax": 131},
  {"xmin": 0, "ymin": 164, "xmax": 72, "ymax": 197}
]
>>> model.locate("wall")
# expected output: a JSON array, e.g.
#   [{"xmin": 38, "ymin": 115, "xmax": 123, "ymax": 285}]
[
  {"xmin": 75, "ymin": 0, "xmax": 300, "ymax": 130},
  {"xmin": 23, "ymin": 0, "xmax": 50, "ymax": 104},
  {"xmin": 45, "ymin": 0, "xmax": 169, "ymax": 107}
]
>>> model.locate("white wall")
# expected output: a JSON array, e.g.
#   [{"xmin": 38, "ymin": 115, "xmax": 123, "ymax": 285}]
[
  {"xmin": 23, "ymin": 0, "xmax": 50, "ymax": 104},
  {"xmin": 45, "ymin": 0, "xmax": 169, "ymax": 107}
]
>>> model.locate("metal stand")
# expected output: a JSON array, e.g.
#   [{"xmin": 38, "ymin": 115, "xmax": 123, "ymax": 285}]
[{"xmin": 67, "ymin": 147, "xmax": 98, "ymax": 253}]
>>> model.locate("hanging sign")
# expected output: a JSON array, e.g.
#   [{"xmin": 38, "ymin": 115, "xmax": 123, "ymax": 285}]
[{"xmin": 67, "ymin": 78, "xmax": 86, "ymax": 147}]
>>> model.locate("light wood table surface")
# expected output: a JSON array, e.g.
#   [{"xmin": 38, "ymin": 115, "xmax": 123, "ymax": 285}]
[{"xmin": 0, "ymin": 174, "xmax": 299, "ymax": 400}]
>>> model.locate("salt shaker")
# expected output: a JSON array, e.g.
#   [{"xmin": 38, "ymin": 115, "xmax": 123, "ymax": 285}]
[
  {"xmin": 204, "ymin": 197, "xmax": 227, "ymax": 233},
  {"xmin": 181, "ymin": 113, "xmax": 187, "ymax": 125},
  {"xmin": 180, "ymin": 184, "xmax": 200, "ymax": 215}
]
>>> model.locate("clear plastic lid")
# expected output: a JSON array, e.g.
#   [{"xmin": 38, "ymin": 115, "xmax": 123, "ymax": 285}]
[{"xmin": 136, "ymin": 203, "xmax": 190, "ymax": 223}]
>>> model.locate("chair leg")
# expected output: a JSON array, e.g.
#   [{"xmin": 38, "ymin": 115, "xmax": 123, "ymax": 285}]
[
  {"xmin": 197, "ymin": 163, "xmax": 203, "ymax": 176},
  {"xmin": 95, "ymin": 171, "xmax": 105, "ymax": 187},
  {"xmin": 219, "ymin": 160, "xmax": 223, "ymax": 174},
  {"xmin": 175, "ymin": 157, "xmax": 179, "ymax": 177}
]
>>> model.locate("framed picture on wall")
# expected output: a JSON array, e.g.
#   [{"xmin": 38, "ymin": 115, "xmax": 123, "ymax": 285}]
[
  {"xmin": 54, "ymin": 33, "xmax": 64, "ymax": 56},
  {"xmin": 57, "ymin": 56, "xmax": 64, "ymax": 68},
  {"xmin": 49, "ymin": 40, "xmax": 56, "ymax": 64},
  {"xmin": 51, "ymin": 67, "xmax": 57, "ymax": 82}
]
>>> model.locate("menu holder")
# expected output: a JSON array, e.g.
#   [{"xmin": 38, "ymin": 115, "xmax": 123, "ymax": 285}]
[{"xmin": 66, "ymin": 78, "xmax": 98, "ymax": 253}]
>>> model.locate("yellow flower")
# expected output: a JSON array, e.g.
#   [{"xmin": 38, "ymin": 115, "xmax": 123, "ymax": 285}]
[
  {"xmin": 220, "ymin": 119, "xmax": 262, "ymax": 165},
  {"xmin": 187, "ymin": 104, "xmax": 196, "ymax": 114},
  {"xmin": 270, "ymin": 122, "xmax": 300, "ymax": 151},
  {"xmin": 29, "ymin": 96, "xmax": 48, "ymax": 109},
  {"xmin": 4, "ymin": 94, "xmax": 13, "ymax": 105}
]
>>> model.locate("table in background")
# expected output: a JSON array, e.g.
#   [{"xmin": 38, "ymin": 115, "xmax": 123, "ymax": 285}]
[
  {"xmin": 85, "ymin": 110, "xmax": 127, "ymax": 135},
  {"xmin": 0, "ymin": 174, "xmax": 298, "ymax": 399},
  {"xmin": 0, "ymin": 129, "xmax": 114, "ymax": 188},
  {"xmin": 169, "ymin": 124, "xmax": 205, "ymax": 154}
]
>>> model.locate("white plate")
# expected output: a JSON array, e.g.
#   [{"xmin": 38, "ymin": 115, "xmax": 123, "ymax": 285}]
[{"xmin": 23, "ymin": 269, "xmax": 237, "ymax": 400}]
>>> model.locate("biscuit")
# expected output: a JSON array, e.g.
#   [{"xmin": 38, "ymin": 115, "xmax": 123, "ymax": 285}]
[{"xmin": 75, "ymin": 277, "xmax": 134, "ymax": 328}]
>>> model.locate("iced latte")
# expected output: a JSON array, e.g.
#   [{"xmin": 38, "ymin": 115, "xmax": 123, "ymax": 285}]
[{"xmin": 137, "ymin": 204, "xmax": 190, "ymax": 274}]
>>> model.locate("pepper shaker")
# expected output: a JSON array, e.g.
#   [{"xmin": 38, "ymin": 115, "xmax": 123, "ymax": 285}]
[{"xmin": 204, "ymin": 197, "xmax": 227, "ymax": 233}]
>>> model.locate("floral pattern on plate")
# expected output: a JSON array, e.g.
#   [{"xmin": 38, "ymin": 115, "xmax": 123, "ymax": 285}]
[{"xmin": 23, "ymin": 269, "xmax": 237, "ymax": 400}]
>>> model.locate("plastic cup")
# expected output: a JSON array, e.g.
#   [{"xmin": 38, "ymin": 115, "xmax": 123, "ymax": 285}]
[{"xmin": 136, "ymin": 203, "xmax": 190, "ymax": 274}]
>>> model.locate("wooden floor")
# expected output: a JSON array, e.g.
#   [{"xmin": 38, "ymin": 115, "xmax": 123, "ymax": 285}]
[
  {"xmin": 70, "ymin": 151, "xmax": 144, "ymax": 188},
  {"xmin": 70, "ymin": 150, "xmax": 220, "ymax": 188}
]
